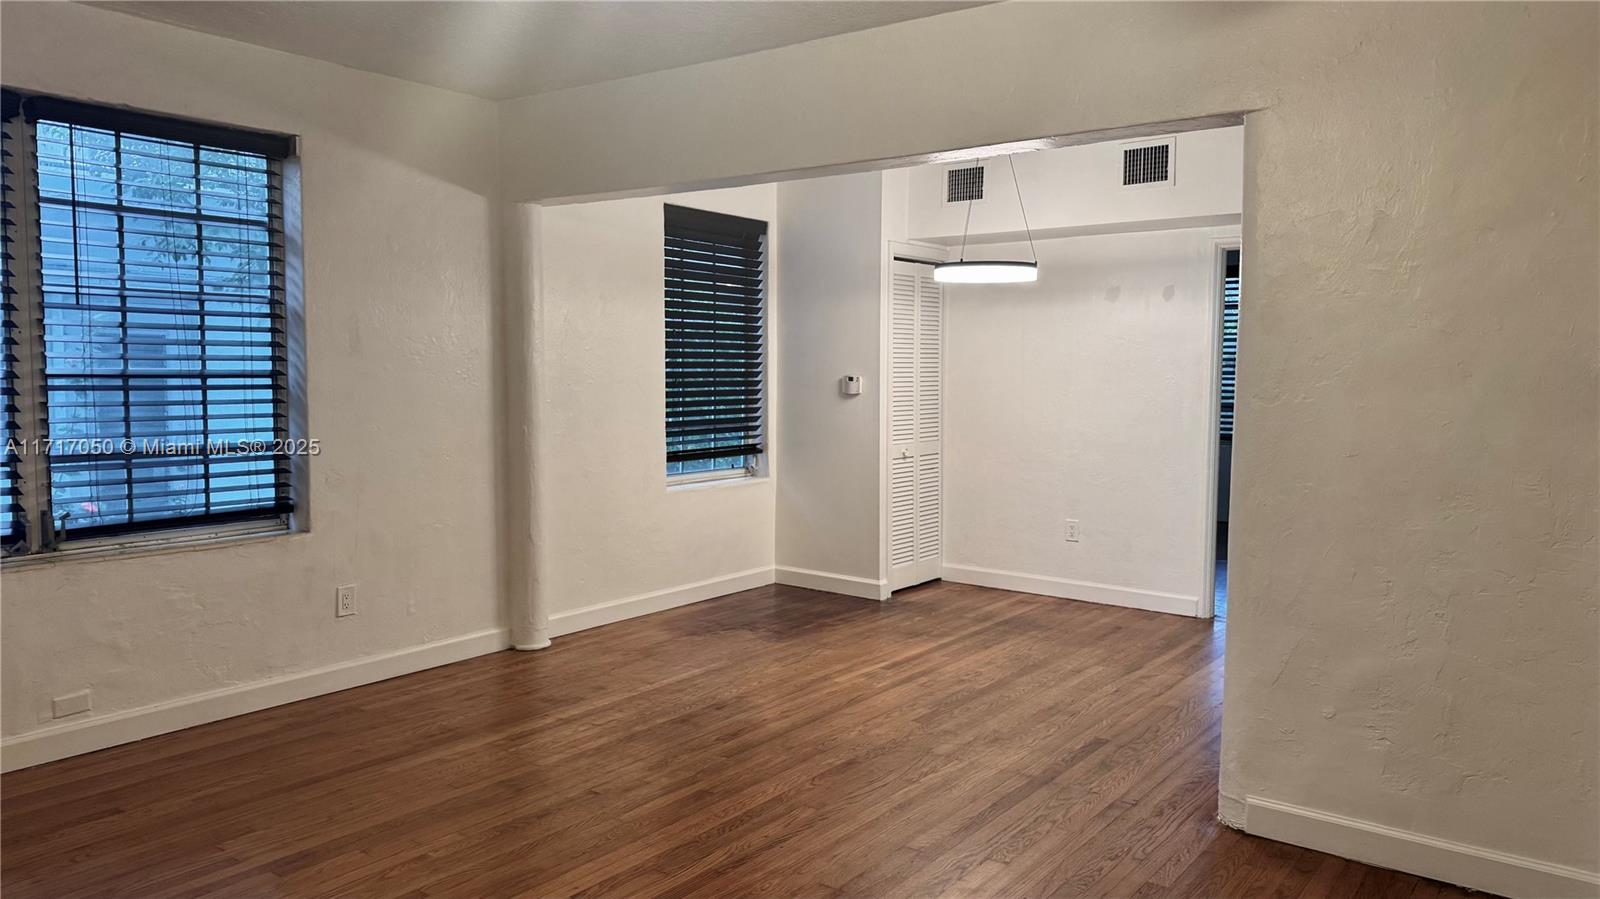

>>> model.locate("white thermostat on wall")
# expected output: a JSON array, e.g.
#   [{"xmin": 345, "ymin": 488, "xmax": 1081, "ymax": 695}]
[{"xmin": 840, "ymin": 375, "xmax": 863, "ymax": 397}]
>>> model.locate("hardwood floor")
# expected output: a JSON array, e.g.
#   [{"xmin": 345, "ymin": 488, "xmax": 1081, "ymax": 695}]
[{"xmin": 2, "ymin": 582, "xmax": 1479, "ymax": 898}]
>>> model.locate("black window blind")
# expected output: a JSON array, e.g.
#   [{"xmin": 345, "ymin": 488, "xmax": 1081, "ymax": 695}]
[
  {"xmin": 1, "ymin": 104, "xmax": 20, "ymax": 543},
  {"xmin": 4, "ymin": 90, "xmax": 294, "ymax": 541},
  {"xmin": 1219, "ymin": 249, "xmax": 1241, "ymax": 440},
  {"xmin": 663, "ymin": 204, "xmax": 766, "ymax": 469}
]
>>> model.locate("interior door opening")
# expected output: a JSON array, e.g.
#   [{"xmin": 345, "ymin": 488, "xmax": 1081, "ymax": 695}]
[{"xmin": 1211, "ymin": 246, "xmax": 1241, "ymax": 622}]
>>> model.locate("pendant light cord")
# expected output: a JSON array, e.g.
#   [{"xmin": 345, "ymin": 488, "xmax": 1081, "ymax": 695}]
[
  {"xmin": 959, "ymin": 189, "xmax": 974, "ymax": 263},
  {"xmin": 1009, "ymin": 154, "xmax": 1037, "ymax": 264}
]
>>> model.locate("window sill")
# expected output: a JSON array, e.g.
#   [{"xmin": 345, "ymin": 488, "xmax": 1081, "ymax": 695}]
[
  {"xmin": 667, "ymin": 471, "xmax": 768, "ymax": 492},
  {"xmin": 1, "ymin": 522, "xmax": 297, "ymax": 571}
]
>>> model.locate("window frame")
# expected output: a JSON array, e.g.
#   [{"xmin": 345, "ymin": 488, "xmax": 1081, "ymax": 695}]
[
  {"xmin": 0, "ymin": 89, "xmax": 306, "ymax": 561},
  {"xmin": 667, "ymin": 464, "xmax": 762, "ymax": 488},
  {"xmin": 663, "ymin": 204, "xmax": 769, "ymax": 484}
]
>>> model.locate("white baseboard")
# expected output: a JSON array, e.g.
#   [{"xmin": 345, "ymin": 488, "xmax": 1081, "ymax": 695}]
[
  {"xmin": 3, "ymin": 569, "xmax": 784, "ymax": 772},
  {"xmin": 941, "ymin": 563, "xmax": 1200, "ymax": 617},
  {"xmin": 549, "ymin": 566, "xmax": 776, "ymax": 637},
  {"xmin": 1244, "ymin": 796, "xmax": 1600, "ymax": 899},
  {"xmin": 774, "ymin": 565, "xmax": 890, "ymax": 601},
  {"xmin": 0, "ymin": 627, "xmax": 510, "ymax": 773}
]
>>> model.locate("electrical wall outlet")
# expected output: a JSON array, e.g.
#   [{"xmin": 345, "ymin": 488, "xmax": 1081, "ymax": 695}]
[
  {"xmin": 1065, "ymin": 519, "xmax": 1081, "ymax": 543},
  {"xmin": 52, "ymin": 689, "xmax": 92, "ymax": 719},
  {"xmin": 336, "ymin": 584, "xmax": 357, "ymax": 617}
]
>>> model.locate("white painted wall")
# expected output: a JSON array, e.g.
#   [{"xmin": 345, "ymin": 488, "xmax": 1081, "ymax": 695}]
[
  {"xmin": 943, "ymin": 228, "xmax": 1237, "ymax": 616},
  {"xmin": 907, "ymin": 127, "xmax": 1244, "ymax": 245},
  {"xmin": 773, "ymin": 173, "xmax": 885, "ymax": 587},
  {"xmin": 920, "ymin": 129, "xmax": 1241, "ymax": 614},
  {"xmin": 0, "ymin": 4, "xmax": 503, "ymax": 743},
  {"xmin": 533, "ymin": 185, "xmax": 778, "ymax": 629},
  {"xmin": 495, "ymin": 2, "xmax": 1600, "ymax": 887}
]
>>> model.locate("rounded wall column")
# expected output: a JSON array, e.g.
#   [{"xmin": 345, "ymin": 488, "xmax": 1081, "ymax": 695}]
[{"xmin": 506, "ymin": 201, "xmax": 551, "ymax": 650}]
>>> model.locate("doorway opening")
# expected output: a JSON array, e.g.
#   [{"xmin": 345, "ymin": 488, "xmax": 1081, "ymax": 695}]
[
  {"xmin": 532, "ymin": 116, "xmax": 1246, "ymax": 618},
  {"xmin": 1209, "ymin": 246, "xmax": 1241, "ymax": 622}
]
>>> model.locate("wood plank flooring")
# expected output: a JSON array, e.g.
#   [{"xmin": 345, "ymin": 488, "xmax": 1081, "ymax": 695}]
[{"xmin": 2, "ymin": 582, "xmax": 1480, "ymax": 898}]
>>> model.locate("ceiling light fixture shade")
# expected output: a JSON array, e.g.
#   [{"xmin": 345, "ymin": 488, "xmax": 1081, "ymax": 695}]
[
  {"xmin": 932, "ymin": 260, "xmax": 1039, "ymax": 284},
  {"xmin": 939, "ymin": 154, "xmax": 1041, "ymax": 286}
]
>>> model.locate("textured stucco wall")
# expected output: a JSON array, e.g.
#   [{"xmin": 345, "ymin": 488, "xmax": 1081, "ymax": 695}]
[
  {"xmin": 498, "ymin": 1, "xmax": 1600, "ymax": 875},
  {"xmin": 904, "ymin": 126, "xmax": 1244, "ymax": 243},
  {"xmin": 533, "ymin": 186, "xmax": 778, "ymax": 617},
  {"xmin": 1229, "ymin": 15, "xmax": 1597, "ymax": 866},
  {"xmin": 0, "ymin": 3, "xmax": 504, "ymax": 736}
]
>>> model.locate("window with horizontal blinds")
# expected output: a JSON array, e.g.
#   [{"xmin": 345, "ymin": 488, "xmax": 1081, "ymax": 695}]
[
  {"xmin": 1219, "ymin": 249, "xmax": 1241, "ymax": 440},
  {"xmin": 663, "ymin": 204, "xmax": 766, "ymax": 476},
  {"xmin": 3, "ymin": 90, "xmax": 295, "ymax": 544},
  {"xmin": 1, "ymin": 107, "xmax": 20, "ymax": 544}
]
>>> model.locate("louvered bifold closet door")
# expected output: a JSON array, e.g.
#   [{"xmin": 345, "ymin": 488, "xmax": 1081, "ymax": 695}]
[
  {"xmin": 914, "ymin": 273, "xmax": 942, "ymax": 566},
  {"xmin": 0, "ymin": 102, "xmax": 24, "ymax": 544},
  {"xmin": 663, "ymin": 204, "xmax": 767, "ymax": 471},
  {"xmin": 888, "ymin": 269, "xmax": 917, "ymax": 573},
  {"xmin": 26, "ymin": 99, "xmax": 294, "ymax": 538},
  {"xmin": 887, "ymin": 260, "xmax": 943, "ymax": 591}
]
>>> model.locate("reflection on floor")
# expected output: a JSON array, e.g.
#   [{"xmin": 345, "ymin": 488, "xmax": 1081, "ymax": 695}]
[{"xmin": 1215, "ymin": 560, "xmax": 1229, "ymax": 621}]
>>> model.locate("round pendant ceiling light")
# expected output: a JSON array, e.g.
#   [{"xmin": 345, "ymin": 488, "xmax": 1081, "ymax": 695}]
[
  {"xmin": 932, "ymin": 154, "xmax": 1040, "ymax": 285},
  {"xmin": 932, "ymin": 260, "xmax": 1038, "ymax": 283}
]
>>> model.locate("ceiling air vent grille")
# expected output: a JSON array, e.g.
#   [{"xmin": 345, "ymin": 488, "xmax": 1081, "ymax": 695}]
[
  {"xmin": 946, "ymin": 165, "xmax": 985, "ymax": 203},
  {"xmin": 1123, "ymin": 143, "xmax": 1173, "ymax": 186}
]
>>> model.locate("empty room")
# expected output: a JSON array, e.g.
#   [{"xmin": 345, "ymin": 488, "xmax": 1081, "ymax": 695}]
[{"xmin": 0, "ymin": 3, "xmax": 1595, "ymax": 898}]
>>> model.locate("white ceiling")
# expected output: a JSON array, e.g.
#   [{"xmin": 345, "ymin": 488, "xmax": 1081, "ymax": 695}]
[{"xmin": 90, "ymin": 1, "xmax": 986, "ymax": 101}]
